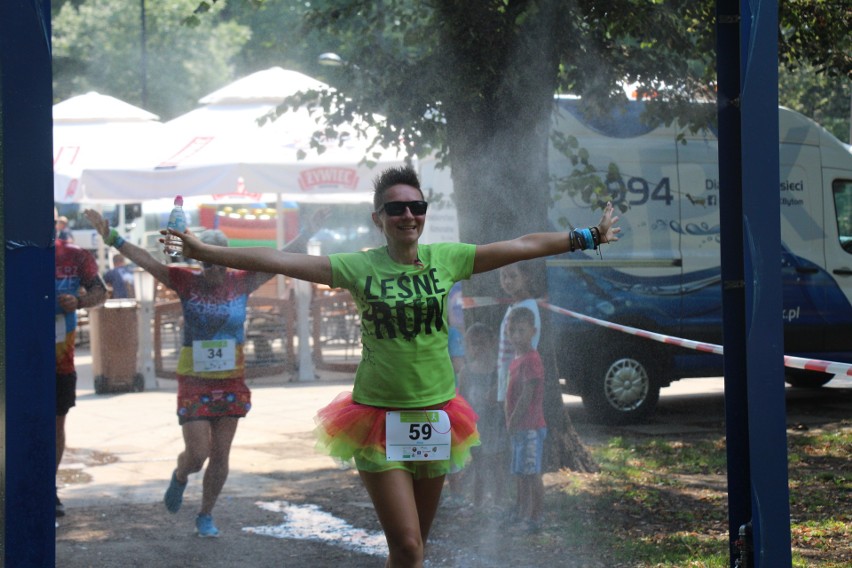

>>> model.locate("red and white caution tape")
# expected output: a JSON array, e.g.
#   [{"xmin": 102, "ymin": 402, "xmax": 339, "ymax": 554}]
[
  {"xmin": 782, "ymin": 355, "xmax": 852, "ymax": 376},
  {"xmin": 461, "ymin": 296, "xmax": 852, "ymax": 377},
  {"xmin": 539, "ymin": 301, "xmax": 725, "ymax": 355},
  {"xmin": 460, "ymin": 296, "xmax": 508, "ymax": 309}
]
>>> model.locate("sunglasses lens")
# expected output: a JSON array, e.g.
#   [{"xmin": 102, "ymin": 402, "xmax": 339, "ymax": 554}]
[
  {"xmin": 382, "ymin": 201, "xmax": 428, "ymax": 216},
  {"xmin": 409, "ymin": 201, "xmax": 428, "ymax": 215},
  {"xmin": 383, "ymin": 202, "xmax": 406, "ymax": 216}
]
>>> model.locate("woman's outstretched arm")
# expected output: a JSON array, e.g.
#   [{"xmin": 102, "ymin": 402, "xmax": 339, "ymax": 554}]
[
  {"xmin": 166, "ymin": 228, "xmax": 334, "ymax": 286},
  {"xmin": 85, "ymin": 208, "xmax": 173, "ymax": 286},
  {"xmin": 472, "ymin": 201, "xmax": 621, "ymax": 274}
]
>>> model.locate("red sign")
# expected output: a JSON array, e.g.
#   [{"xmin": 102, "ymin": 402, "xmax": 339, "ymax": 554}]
[{"xmin": 298, "ymin": 167, "xmax": 359, "ymax": 192}]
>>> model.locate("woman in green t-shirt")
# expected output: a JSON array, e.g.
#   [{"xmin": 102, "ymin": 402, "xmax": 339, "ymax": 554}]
[{"xmin": 167, "ymin": 165, "xmax": 620, "ymax": 567}]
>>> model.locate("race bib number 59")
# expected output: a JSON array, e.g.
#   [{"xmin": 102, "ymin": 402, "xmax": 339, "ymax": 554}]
[{"xmin": 385, "ymin": 410, "xmax": 451, "ymax": 461}]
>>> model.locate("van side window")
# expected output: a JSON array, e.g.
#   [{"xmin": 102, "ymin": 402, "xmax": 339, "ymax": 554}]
[{"xmin": 834, "ymin": 180, "xmax": 852, "ymax": 254}]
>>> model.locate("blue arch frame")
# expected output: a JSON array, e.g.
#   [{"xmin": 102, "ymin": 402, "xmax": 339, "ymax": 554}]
[{"xmin": 1, "ymin": 0, "xmax": 57, "ymax": 565}]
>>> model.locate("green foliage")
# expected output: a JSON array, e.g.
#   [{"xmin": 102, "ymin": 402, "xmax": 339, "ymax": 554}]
[
  {"xmin": 52, "ymin": 0, "xmax": 250, "ymax": 120},
  {"xmin": 216, "ymin": 0, "xmax": 335, "ymax": 75},
  {"xmin": 53, "ymin": 0, "xmax": 852, "ymax": 247},
  {"xmin": 289, "ymin": 0, "xmax": 848, "ymax": 159},
  {"xmin": 550, "ymin": 129, "xmax": 626, "ymax": 217},
  {"xmin": 56, "ymin": 0, "xmax": 850, "ymax": 185},
  {"xmin": 55, "ymin": 0, "xmax": 851, "ymax": 150},
  {"xmin": 779, "ymin": 0, "xmax": 852, "ymax": 79},
  {"xmin": 779, "ymin": 65, "xmax": 851, "ymax": 143}
]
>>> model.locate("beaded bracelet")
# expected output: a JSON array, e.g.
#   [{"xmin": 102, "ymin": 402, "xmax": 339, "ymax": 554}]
[{"xmin": 590, "ymin": 226, "xmax": 601, "ymax": 248}]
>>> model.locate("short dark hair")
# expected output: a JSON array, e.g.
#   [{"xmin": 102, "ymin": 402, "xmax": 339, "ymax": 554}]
[
  {"xmin": 373, "ymin": 166, "xmax": 423, "ymax": 211},
  {"xmin": 465, "ymin": 322, "xmax": 495, "ymax": 343},
  {"xmin": 507, "ymin": 306, "xmax": 536, "ymax": 328}
]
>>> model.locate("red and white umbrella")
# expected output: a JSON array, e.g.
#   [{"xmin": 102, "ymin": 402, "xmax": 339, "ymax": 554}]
[
  {"xmin": 80, "ymin": 67, "xmax": 406, "ymax": 204},
  {"xmin": 53, "ymin": 91, "xmax": 163, "ymax": 203}
]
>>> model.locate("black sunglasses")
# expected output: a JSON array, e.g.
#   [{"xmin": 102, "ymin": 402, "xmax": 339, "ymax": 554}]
[{"xmin": 378, "ymin": 200, "xmax": 428, "ymax": 216}]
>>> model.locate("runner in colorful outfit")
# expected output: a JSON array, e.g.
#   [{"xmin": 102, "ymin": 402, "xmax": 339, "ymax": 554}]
[
  {"xmin": 84, "ymin": 208, "xmax": 322, "ymax": 538},
  {"xmin": 55, "ymin": 210, "xmax": 107, "ymax": 518},
  {"xmin": 166, "ymin": 166, "xmax": 621, "ymax": 567}
]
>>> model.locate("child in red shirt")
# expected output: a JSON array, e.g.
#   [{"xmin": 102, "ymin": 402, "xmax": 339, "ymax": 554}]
[{"xmin": 504, "ymin": 307, "xmax": 547, "ymax": 532}]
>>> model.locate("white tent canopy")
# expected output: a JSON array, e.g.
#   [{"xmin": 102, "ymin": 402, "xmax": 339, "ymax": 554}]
[
  {"xmin": 53, "ymin": 91, "xmax": 163, "ymax": 203},
  {"xmin": 78, "ymin": 67, "xmax": 407, "ymax": 204}
]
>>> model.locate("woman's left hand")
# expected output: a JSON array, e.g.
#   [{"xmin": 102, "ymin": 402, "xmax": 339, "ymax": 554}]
[
  {"xmin": 597, "ymin": 201, "xmax": 621, "ymax": 244},
  {"xmin": 161, "ymin": 227, "xmax": 201, "ymax": 259}
]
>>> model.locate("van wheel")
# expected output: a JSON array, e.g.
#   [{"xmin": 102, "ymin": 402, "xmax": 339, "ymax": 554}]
[
  {"xmin": 581, "ymin": 352, "xmax": 661, "ymax": 425},
  {"xmin": 93, "ymin": 375, "xmax": 108, "ymax": 395},
  {"xmin": 785, "ymin": 369, "xmax": 833, "ymax": 389}
]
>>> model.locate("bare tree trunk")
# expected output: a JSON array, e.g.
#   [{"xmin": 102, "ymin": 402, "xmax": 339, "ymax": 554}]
[
  {"xmin": 445, "ymin": 128, "xmax": 602, "ymax": 469},
  {"xmin": 541, "ymin": 310, "xmax": 599, "ymax": 473},
  {"xmin": 435, "ymin": 0, "xmax": 596, "ymax": 474}
]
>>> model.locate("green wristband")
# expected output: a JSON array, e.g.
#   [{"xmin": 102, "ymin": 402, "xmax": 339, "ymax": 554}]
[{"xmin": 105, "ymin": 228, "xmax": 125, "ymax": 248}]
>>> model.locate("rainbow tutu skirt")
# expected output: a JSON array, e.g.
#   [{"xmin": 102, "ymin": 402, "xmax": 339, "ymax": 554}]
[{"xmin": 314, "ymin": 392, "xmax": 481, "ymax": 479}]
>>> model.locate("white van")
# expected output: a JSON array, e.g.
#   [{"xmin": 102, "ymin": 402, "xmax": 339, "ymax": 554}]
[{"xmin": 546, "ymin": 98, "xmax": 852, "ymax": 424}]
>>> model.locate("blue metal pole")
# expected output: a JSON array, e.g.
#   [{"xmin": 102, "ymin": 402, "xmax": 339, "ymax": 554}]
[
  {"xmin": 718, "ymin": 1, "xmax": 792, "ymax": 566},
  {"xmin": 716, "ymin": 1, "xmax": 751, "ymax": 565},
  {"xmin": 739, "ymin": 1, "xmax": 792, "ymax": 565},
  {"xmin": 0, "ymin": 0, "xmax": 56, "ymax": 565}
]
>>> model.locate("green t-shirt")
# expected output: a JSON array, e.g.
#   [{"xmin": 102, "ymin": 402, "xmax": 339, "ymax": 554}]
[{"xmin": 330, "ymin": 242, "xmax": 476, "ymax": 408}]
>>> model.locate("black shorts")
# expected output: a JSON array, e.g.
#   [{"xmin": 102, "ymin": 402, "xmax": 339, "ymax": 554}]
[{"xmin": 57, "ymin": 372, "xmax": 77, "ymax": 416}]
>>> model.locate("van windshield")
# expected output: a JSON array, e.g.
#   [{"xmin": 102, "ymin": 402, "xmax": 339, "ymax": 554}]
[{"xmin": 833, "ymin": 180, "xmax": 852, "ymax": 254}]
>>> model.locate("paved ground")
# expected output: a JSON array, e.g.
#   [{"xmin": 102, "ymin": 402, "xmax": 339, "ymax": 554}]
[
  {"xmin": 62, "ymin": 346, "xmax": 852, "ymax": 510},
  {"xmin": 61, "ymin": 348, "xmax": 359, "ymax": 509},
  {"xmin": 55, "ymin": 347, "xmax": 852, "ymax": 567}
]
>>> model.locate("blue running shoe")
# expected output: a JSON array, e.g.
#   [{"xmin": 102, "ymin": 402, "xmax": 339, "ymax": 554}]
[
  {"xmin": 195, "ymin": 514, "xmax": 220, "ymax": 538},
  {"xmin": 163, "ymin": 470, "xmax": 187, "ymax": 514}
]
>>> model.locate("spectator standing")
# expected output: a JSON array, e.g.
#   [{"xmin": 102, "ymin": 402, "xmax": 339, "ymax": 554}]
[
  {"xmin": 504, "ymin": 307, "xmax": 547, "ymax": 533},
  {"xmin": 494, "ymin": 261, "xmax": 542, "ymax": 503},
  {"xmin": 457, "ymin": 322, "xmax": 503, "ymax": 509},
  {"xmin": 496, "ymin": 262, "xmax": 542, "ymax": 404},
  {"xmin": 55, "ymin": 213, "xmax": 73, "ymax": 242},
  {"xmin": 103, "ymin": 254, "xmax": 135, "ymax": 299}
]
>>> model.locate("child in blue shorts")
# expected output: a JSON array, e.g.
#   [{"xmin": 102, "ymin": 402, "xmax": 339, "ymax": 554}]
[{"xmin": 504, "ymin": 307, "xmax": 547, "ymax": 532}]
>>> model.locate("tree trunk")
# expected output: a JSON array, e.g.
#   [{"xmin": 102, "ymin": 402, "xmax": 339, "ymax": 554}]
[
  {"xmin": 436, "ymin": 1, "xmax": 598, "ymax": 474},
  {"xmin": 540, "ymin": 308, "xmax": 599, "ymax": 473}
]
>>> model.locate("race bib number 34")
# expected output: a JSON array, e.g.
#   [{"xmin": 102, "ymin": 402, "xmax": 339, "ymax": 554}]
[
  {"xmin": 385, "ymin": 410, "xmax": 451, "ymax": 461},
  {"xmin": 192, "ymin": 339, "xmax": 236, "ymax": 372}
]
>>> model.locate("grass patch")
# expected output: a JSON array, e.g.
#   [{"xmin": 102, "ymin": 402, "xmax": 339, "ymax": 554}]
[{"xmin": 549, "ymin": 421, "xmax": 852, "ymax": 567}]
